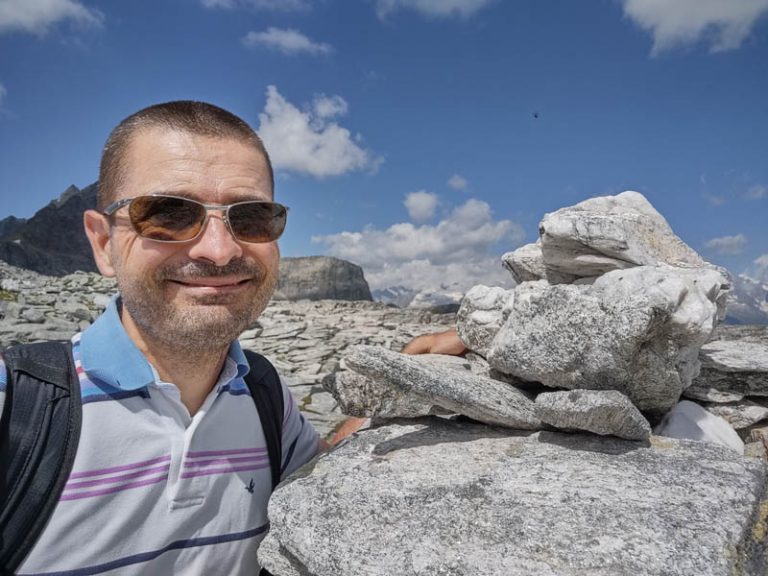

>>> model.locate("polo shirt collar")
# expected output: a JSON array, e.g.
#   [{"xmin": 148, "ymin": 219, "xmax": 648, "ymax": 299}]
[{"xmin": 80, "ymin": 295, "xmax": 250, "ymax": 390}]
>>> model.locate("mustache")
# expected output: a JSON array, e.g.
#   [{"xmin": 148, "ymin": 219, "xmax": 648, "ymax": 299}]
[{"xmin": 159, "ymin": 257, "xmax": 269, "ymax": 281}]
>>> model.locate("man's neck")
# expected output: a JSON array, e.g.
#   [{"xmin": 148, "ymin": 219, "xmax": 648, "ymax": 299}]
[{"xmin": 120, "ymin": 311, "xmax": 229, "ymax": 415}]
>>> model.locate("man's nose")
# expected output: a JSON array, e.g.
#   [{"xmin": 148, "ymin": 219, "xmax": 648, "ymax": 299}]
[{"xmin": 186, "ymin": 213, "xmax": 243, "ymax": 266}]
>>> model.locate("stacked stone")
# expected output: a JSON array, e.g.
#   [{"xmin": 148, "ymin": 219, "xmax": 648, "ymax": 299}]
[
  {"xmin": 267, "ymin": 192, "xmax": 768, "ymax": 575},
  {"xmin": 326, "ymin": 192, "xmax": 768, "ymax": 446}
]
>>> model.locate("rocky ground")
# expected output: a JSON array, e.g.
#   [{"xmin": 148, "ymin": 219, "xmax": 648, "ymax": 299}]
[{"xmin": 0, "ymin": 261, "xmax": 454, "ymax": 438}]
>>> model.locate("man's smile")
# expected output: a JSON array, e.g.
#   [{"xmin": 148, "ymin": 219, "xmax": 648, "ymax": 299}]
[{"xmin": 168, "ymin": 276, "xmax": 253, "ymax": 293}]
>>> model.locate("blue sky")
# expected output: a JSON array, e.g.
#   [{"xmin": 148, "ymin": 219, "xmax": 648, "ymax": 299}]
[{"xmin": 1, "ymin": 0, "xmax": 767, "ymax": 292}]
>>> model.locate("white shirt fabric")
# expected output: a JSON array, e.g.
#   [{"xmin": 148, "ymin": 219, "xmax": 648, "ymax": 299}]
[{"xmin": 2, "ymin": 296, "xmax": 320, "ymax": 576}]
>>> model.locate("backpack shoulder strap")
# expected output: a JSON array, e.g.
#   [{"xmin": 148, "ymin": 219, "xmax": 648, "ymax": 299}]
[
  {"xmin": 0, "ymin": 341, "xmax": 82, "ymax": 574},
  {"xmin": 242, "ymin": 349, "xmax": 284, "ymax": 492}
]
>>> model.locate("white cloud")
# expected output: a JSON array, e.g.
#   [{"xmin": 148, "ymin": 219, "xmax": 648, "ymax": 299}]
[
  {"xmin": 404, "ymin": 191, "xmax": 439, "ymax": 222},
  {"xmin": 751, "ymin": 254, "xmax": 768, "ymax": 283},
  {"xmin": 242, "ymin": 27, "xmax": 332, "ymax": 55},
  {"xmin": 705, "ymin": 233, "xmax": 748, "ymax": 255},
  {"xmin": 745, "ymin": 184, "xmax": 767, "ymax": 200},
  {"xmin": 703, "ymin": 192, "xmax": 726, "ymax": 206},
  {"xmin": 0, "ymin": 0, "xmax": 103, "ymax": 35},
  {"xmin": 257, "ymin": 86, "xmax": 380, "ymax": 178},
  {"xmin": 312, "ymin": 94, "xmax": 347, "ymax": 119},
  {"xmin": 622, "ymin": 0, "xmax": 768, "ymax": 55},
  {"xmin": 376, "ymin": 0, "xmax": 494, "ymax": 19},
  {"xmin": 312, "ymin": 198, "xmax": 524, "ymax": 292},
  {"xmin": 447, "ymin": 174, "xmax": 468, "ymax": 190},
  {"xmin": 202, "ymin": 0, "xmax": 309, "ymax": 10},
  {"xmin": 0, "ymin": 83, "xmax": 6, "ymax": 106}
]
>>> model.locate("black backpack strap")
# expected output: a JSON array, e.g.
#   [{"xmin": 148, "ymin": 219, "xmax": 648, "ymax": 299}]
[
  {"xmin": 242, "ymin": 350, "xmax": 284, "ymax": 492},
  {"xmin": 0, "ymin": 341, "xmax": 82, "ymax": 574}
]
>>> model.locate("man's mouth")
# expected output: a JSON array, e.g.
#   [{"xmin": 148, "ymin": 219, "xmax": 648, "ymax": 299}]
[{"xmin": 169, "ymin": 277, "xmax": 252, "ymax": 291}]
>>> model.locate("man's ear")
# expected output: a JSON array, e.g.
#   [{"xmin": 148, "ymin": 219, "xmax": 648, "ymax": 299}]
[{"xmin": 83, "ymin": 209, "xmax": 116, "ymax": 277}]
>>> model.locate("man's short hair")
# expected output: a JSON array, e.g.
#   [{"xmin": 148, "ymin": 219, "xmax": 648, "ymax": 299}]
[{"xmin": 98, "ymin": 101, "xmax": 274, "ymax": 210}]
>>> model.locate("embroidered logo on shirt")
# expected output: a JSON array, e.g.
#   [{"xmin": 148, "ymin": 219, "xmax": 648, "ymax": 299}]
[{"xmin": 245, "ymin": 478, "xmax": 255, "ymax": 494}]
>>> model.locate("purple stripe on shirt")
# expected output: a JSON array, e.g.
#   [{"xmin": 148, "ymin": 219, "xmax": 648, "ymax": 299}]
[
  {"xmin": 186, "ymin": 447, "xmax": 266, "ymax": 458},
  {"xmin": 64, "ymin": 464, "xmax": 170, "ymax": 490},
  {"xmin": 184, "ymin": 454, "xmax": 268, "ymax": 468},
  {"xmin": 60, "ymin": 473, "xmax": 168, "ymax": 501},
  {"xmin": 180, "ymin": 462, "xmax": 270, "ymax": 480},
  {"xmin": 68, "ymin": 455, "xmax": 172, "ymax": 479}
]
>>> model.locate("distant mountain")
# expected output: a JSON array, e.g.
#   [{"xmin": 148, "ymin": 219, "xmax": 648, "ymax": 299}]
[
  {"xmin": 372, "ymin": 286, "xmax": 419, "ymax": 308},
  {"xmin": 725, "ymin": 273, "xmax": 768, "ymax": 325},
  {"xmin": 372, "ymin": 285, "xmax": 463, "ymax": 312},
  {"xmin": 0, "ymin": 215, "xmax": 26, "ymax": 239},
  {"xmin": 0, "ymin": 183, "xmax": 98, "ymax": 276}
]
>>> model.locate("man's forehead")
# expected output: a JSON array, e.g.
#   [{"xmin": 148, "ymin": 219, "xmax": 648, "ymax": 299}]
[{"xmin": 117, "ymin": 127, "xmax": 272, "ymax": 200}]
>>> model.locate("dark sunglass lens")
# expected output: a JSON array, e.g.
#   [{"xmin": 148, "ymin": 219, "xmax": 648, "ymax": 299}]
[
  {"xmin": 229, "ymin": 202, "xmax": 287, "ymax": 243},
  {"xmin": 129, "ymin": 196, "xmax": 205, "ymax": 241}
]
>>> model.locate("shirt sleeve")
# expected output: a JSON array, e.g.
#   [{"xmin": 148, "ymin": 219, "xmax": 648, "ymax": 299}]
[{"xmin": 278, "ymin": 375, "xmax": 321, "ymax": 480}]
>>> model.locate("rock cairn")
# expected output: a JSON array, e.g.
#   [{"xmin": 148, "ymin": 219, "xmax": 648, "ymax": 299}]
[
  {"xmin": 263, "ymin": 192, "xmax": 768, "ymax": 576},
  {"xmin": 0, "ymin": 260, "xmax": 455, "ymax": 437}
]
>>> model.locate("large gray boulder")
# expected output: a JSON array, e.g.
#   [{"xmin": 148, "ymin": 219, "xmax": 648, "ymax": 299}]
[
  {"xmin": 538, "ymin": 191, "xmax": 710, "ymax": 280},
  {"xmin": 259, "ymin": 418, "xmax": 768, "ymax": 576},
  {"xmin": 487, "ymin": 266, "xmax": 728, "ymax": 416},
  {"xmin": 273, "ymin": 256, "xmax": 373, "ymax": 302}
]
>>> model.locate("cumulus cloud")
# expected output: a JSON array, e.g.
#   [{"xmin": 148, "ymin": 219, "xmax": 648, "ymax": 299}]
[
  {"xmin": 202, "ymin": 0, "xmax": 308, "ymax": 10},
  {"xmin": 242, "ymin": 27, "xmax": 332, "ymax": 55},
  {"xmin": 0, "ymin": 0, "xmax": 103, "ymax": 35},
  {"xmin": 447, "ymin": 174, "xmax": 468, "ymax": 190},
  {"xmin": 751, "ymin": 254, "xmax": 768, "ymax": 283},
  {"xmin": 705, "ymin": 233, "xmax": 748, "ymax": 255},
  {"xmin": 622, "ymin": 0, "xmax": 768, "ymax": 55},
  {"xmin": 745, "ymin": 185, "xmax": 767, "ymax": 200},
  {"xmin": 376, "ymin": 0, "xmax": 495, "ymax": 19},
  {"xmin": 404, "ymin": 191, "xmax": 439, "ymax": 222},
  {"xmin": 257, "ymin": 85, "xmax": 380, "ymax": 178},
  {"xmin": 312, "ymin": 198, "xmax": 524, "ymax": 292}
]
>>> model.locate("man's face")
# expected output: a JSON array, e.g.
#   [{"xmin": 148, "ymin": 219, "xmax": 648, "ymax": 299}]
[{"xmin": 88, "ymin": 127, "xmax": 279, "ymax": 352}]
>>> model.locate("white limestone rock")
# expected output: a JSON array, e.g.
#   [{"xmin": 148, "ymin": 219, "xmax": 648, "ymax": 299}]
[
  {"xmin": 539, "ymin": 191, "xmax": 711, "ymax": 280},
  {"xmin": 487, "ymin": 266, "xmax": 728, "ymax": 415},
  {"xmin": 455, "ymin": 285, "xmax": 514, "ymax": 356},
  {"xmin": 535, "ymin": 389, "xmax": 652, "ymax": 440}
]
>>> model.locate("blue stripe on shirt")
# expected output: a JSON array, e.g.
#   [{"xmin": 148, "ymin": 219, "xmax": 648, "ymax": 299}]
[{"xmin": 20, "ymin": 524, "xmax": 270, "ymax": 576}]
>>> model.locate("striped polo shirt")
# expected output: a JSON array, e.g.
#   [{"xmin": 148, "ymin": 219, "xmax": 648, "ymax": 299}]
[{"xmin": 0, "ymin": 296, "xmax": 321, "ymax": 575}]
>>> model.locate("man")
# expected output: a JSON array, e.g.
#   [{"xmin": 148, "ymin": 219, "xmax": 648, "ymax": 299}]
[{"xmin": 1, "ymin": 102, "xmax": 322, "ymax": 574}]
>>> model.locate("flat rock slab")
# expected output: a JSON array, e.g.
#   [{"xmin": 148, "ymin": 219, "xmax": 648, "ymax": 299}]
[
  {"xmin": 260, "ymin": 418, "xmax": 768, "ymax": 576},
  {"xmin": 324, "ymin": 353, "xmax": 472, "ymax": 418},
  {"xmin": 345, "ymin": 345, "xmax": 540, "ymax": 429},
  {"xmin": 535, "ymin": 389, "xmax": 651, "ymax": 440},
  {"xmin": 686, "ymin": 340, "xmax": 768, "ymax": 402}
]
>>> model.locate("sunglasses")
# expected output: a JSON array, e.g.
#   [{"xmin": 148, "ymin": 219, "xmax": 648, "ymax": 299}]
[{"xmin": 102, "ymin": 194, "xmax": 288, "ymax": 243}]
